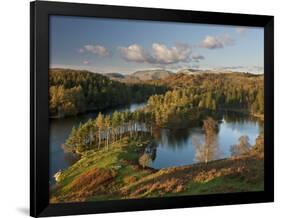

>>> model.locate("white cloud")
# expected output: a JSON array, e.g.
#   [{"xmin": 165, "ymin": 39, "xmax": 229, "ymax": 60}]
[
  {"xmin": 83, "ymin": 60, "xmax": 90, "ymax": 65},
  {"xmin": 201, "ymin": 36, "xmax": 223, "ymax": 49},
  {"xmin": 118, "ymin": 43, "xmax": 192, "ymax": 65},
  {"xmin": 80, "ymin": 44, "xmax": 109, "ymax": 57},
  {"xmin": 152, "ymin": 43, "xmax": 191, "ymax": 64},
  {"xmin": 118, "ymin": 44, "xmax": 151, "ymax": 63},
  {"xmin": 201, "ymin": 34, "xmax": 234, "ymax": 49}
]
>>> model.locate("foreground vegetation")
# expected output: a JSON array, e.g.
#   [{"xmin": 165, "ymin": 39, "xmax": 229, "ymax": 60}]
[
  {"xmin": 51, "ymin": 132, "xmax": 264, "ymax": 203},
  {"xmin": 51, "ymin": 136, "xmax": 155, "ymax": 202}
]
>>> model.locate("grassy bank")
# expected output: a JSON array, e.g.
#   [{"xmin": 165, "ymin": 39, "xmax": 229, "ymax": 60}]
[
  {"xmin": 50, "ymin": 136, "xmax": 264, "ymax": 203},
  {"xmin": 121, "ymin": 155, "xmax": 263, "ymax": 199}
]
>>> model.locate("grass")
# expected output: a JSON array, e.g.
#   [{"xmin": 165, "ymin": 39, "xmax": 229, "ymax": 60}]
[
  {"xmin": 121, "ymin": 155, "xmax": 264, "ymax": 199},
  {"xmin": 185, "ymin": 175, "xmax": 263, "ymax": 195},
  {"xmin": 50, "ymin": 136, "xmax": 153, "ymax": 203},
  {"xmin": 50, "ymin": 136, "xmax": 264, "ymax": 203}
]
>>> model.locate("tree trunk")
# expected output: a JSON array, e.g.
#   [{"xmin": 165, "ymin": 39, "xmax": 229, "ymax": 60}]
[
  {"xmin": 106, "ymin": 132, "xmax": 109, "ymax": 150},
  {"xmin": 98, "ymin": 130, "xmax": 101, "ymax": 150}
]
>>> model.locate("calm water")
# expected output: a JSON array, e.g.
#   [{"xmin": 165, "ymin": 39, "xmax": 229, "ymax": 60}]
[
  {"xmin": 150, "ymin": 116, "xmax": 262, "ymax": 169},
  {"xmin": 50, "ymin": 103, "xmax": 263, "ymax": 183}
]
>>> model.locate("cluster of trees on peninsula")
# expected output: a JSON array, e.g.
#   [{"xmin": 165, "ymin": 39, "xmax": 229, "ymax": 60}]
[
  {"xmin": 66, "ymin": 110, "xmax": 154, "ymax": 153},
  {"xmin": 49, "ymin": 69, "xmax": 167, "ymax": 117}
]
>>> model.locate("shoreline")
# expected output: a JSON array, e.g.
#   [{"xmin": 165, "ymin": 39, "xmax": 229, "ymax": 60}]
[
  {"xmin": 50, "ymin": 135, "xmax": 264, "ymax": 203},
  {"xmin": 49, "ymin": 101, "xmax": 147, "ymax": 119}
]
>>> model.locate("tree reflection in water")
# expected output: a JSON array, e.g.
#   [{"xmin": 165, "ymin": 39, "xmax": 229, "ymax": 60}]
[
  {"xmin": 145, "ymin": 141, "xmax": 157, "ymax": 161},
  {"xmin": 152, "ymin": 128, "xmax": 191, "ymax": 151}
]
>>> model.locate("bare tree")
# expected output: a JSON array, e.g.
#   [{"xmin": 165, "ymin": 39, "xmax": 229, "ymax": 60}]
[
  {"xmin": 96, "ymin": 113, "xmax": 104, "ymax": 149},
  {"xmin": 230, "ymin": 135, "xmax": 251, "ymax": 157},
  {"xmin": 104, "ymin": 115, "xmax": 111, "ymax": 150},
  {"xmin": 193, "ymin": 117, "xmax": 220, "ymax": 163}
]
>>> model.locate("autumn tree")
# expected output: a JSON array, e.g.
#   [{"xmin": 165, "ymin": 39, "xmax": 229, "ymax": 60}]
[
  {"xmin": 230, "ymin": 135, "xmax": 251, "ymax": 157},
  {"xmin": 104, "ymin": 115, "xmax": 111, "ymax": 149},
  {"xmin": 193, "ymin": 117, "xmax": 220, "ymax": 163},
  {"xmin": 139, "ymin": 153, "xmax": 151, "ymax": 168},
  {"xmin": 252, "ymin": 132, "xmax": 264, "ymax": 157}
]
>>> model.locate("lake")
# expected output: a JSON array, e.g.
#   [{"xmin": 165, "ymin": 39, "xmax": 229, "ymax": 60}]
[
  {"xmin": 149, "ymin": 114, "xmax": 262, "ymax": 169},
  {"xmin": 50, "ymin": 102, "xmax": 263, "ymax": 183}
]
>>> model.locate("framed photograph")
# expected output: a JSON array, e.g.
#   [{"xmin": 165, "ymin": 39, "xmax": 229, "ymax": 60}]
[{"xmin": 30, "ymin": 1, "xmax": 274, "ymax": 217}]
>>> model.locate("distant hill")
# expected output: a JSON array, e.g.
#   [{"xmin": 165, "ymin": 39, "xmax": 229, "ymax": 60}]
[
  {"xmin": 106, "ymin": 69, "xmax": 173, "ymax": 83},
  {"xmin": 177, "ymin": 69, "xmax": 201, "ymax": 75},
  {"xmin": 176, "ymin": 68, "xmax": 237, "ymax": 75},
  {"xmin": 132, "ymin": 69, "xmax": 173, "ymax": 80},
  {"xmin": 152, "ymin": 70, "xmax": 263, "ymax": 89}
]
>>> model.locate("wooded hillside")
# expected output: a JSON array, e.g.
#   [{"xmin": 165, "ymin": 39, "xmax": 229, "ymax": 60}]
[{"xmin": 49, "ymin": 68, "xmax": 167, "ymax": 117}]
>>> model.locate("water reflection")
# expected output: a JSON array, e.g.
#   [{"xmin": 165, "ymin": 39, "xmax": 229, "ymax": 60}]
[
  {"xmin": 150, "ymin": 114, "xmax": 262, "ymax": 169},
  {"xmin": 143, "ymin": 141, "xmax": 157, "ymax": 162},
  {"xmin": 152, "ymin": 128, "xmax": 191, "ymax": 151}
]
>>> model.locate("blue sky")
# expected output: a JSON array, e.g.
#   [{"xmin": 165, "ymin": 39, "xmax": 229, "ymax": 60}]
[{"xmin": 50, "ymin": 15, "xmax": 264, "ymax": 74}]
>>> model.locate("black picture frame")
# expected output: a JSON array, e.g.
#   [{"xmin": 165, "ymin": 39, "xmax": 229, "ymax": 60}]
[{"xmin": 30, "ymin": 1, "xmax": 274, "ymax": 217}]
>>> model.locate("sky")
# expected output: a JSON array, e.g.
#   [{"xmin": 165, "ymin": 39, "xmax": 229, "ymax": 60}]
[{"xmin": 50, "ymin": 15, "xmax": 264, "ymax": 74}]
